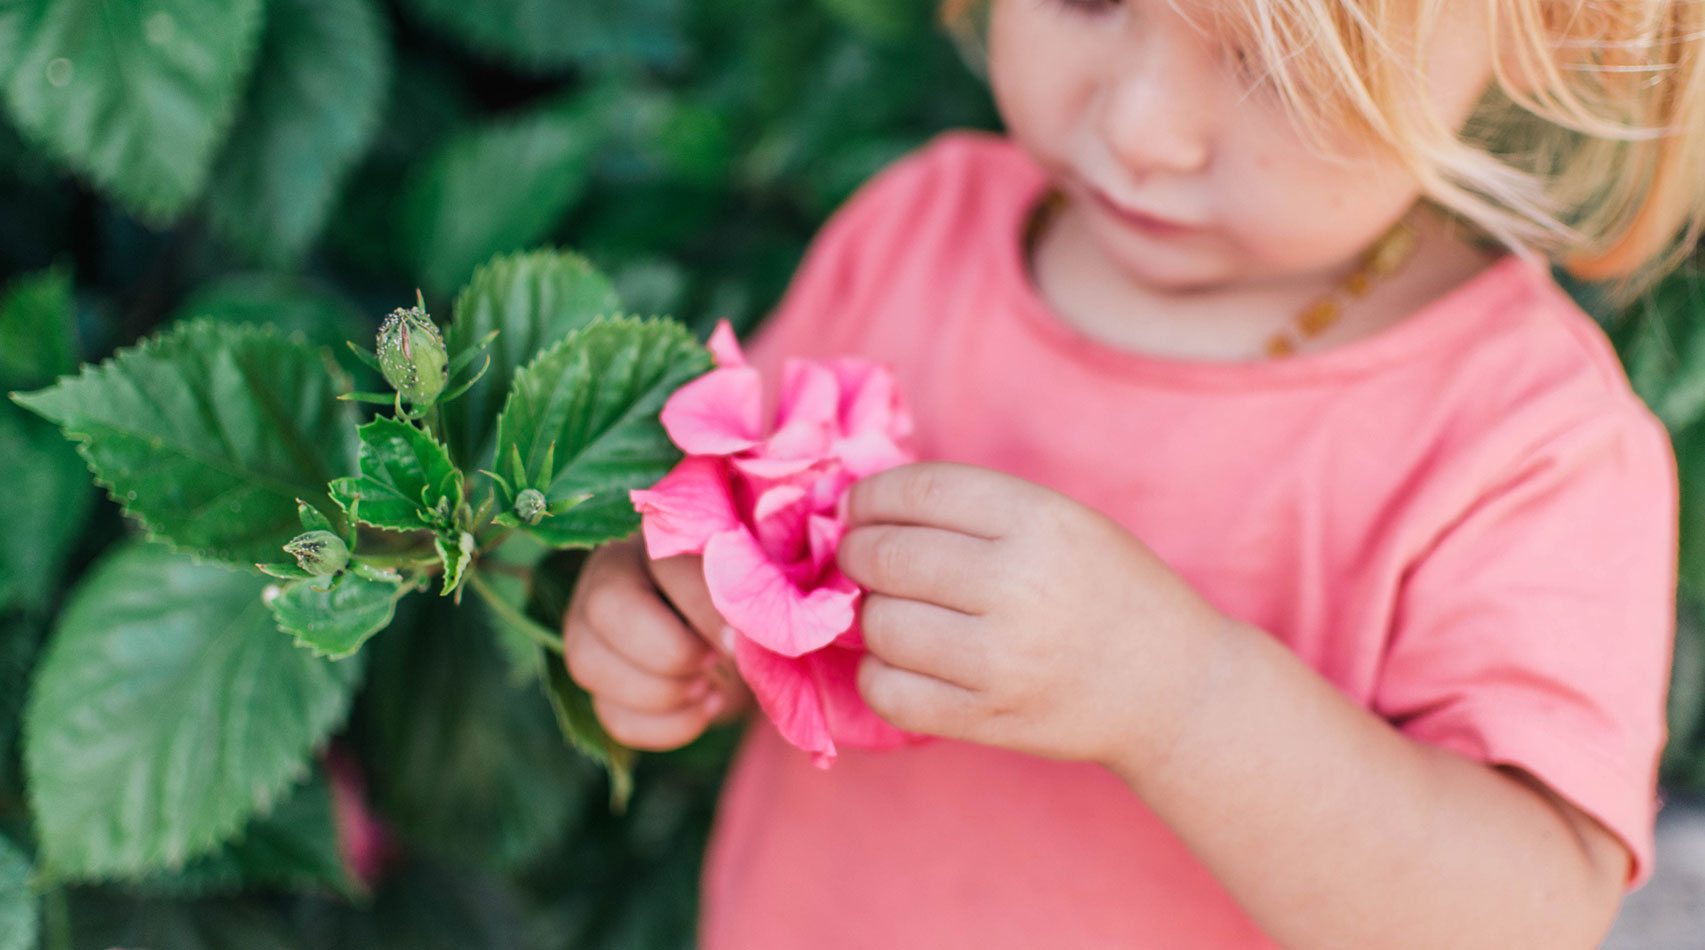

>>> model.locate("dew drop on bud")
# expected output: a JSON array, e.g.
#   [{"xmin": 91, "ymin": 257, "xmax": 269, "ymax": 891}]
[
  {"xmin": 515, "ymin": 488, "xmax": 547, "ymax": 525},
  {"xmin": 284, "ymin": 530, "xmax": 349, "ymax": 577},
  {"xmin": 376, "ymin": 304, "xmax": 448, "ymax": 408}
]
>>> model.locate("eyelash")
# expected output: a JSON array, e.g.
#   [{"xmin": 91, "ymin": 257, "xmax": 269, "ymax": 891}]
[{"xmin": 1039, "ymin": 0, "xmax": 1269, "ymax": 94}]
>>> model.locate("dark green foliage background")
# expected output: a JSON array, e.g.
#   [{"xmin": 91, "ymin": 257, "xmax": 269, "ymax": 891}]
[
  {"xmin": 1, "ymin": 0, "xmax": 1703, "ymax": 946},
  {"xmin": 0, "ymin": 1, "xmax": 997, "ymax": 945}
]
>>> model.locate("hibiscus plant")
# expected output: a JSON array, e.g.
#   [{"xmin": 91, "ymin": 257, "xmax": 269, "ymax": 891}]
[{"xmin": 5, "ymin": 247, "xmax": 713, "ymax": 898}]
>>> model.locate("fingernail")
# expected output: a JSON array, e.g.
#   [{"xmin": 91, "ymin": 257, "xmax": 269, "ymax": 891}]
[
  {"xmin": 719, "ymin": 625, "xmax": 738, "ymax": 654},
  {"xmin": 703, "ymin": 692, "xmax": 726, "ymax": 716},
  {"xmin": 686, "ymin": 677, "xmax": 711, "ymax": 701}
]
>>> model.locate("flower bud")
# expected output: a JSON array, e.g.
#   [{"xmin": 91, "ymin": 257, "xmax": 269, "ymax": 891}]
[
  {"xmin": 284, "ymin": 530, "xmax": 349, "ymax": 577},
  {"xmin": 376, "ymin": 305, "xmax": 448, "ymax": 407},
  {"xmin": 515, "ymin": 488, "xmax": 547, "ymax": 525}
]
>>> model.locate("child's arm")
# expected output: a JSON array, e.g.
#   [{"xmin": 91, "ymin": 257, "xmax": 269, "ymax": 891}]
[{"xmin": 1103, "ymin": 615, "xmax": 1629, "ymax": 950}]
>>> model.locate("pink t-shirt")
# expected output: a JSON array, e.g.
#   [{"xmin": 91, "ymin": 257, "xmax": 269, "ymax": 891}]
[{"xmin": 698, "ymin": 128, "xmax": 1680, "ymax": 948}]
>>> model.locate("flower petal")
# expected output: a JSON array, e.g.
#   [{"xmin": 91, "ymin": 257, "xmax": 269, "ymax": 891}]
[
  {"xmin": 708, "ymin": 318, "xmax": 747, "ymax": 368},
  {"xmin": 733, "ymin": 634, "xmax": 837, "ymax": 769},
  {"xmin": 808, "ymin": 644, "xmax": 930, "ymax": 752},
  {"xmin": 629, "ymin": 456, "xmax": 740, "ymax": 559},
  {"xmin": 660, "ymin": 366, "xmax": 764, "ymax": 455},
  {"xmin": 776, "ymin": 359, "xmax": 841, "ymax": 432},
  {"xmin": 704, "ymin": 528, "xmax": 856, "ymax": 656}
]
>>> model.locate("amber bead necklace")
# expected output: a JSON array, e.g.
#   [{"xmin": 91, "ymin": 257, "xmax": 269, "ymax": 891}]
[{"xmin": 1022, "ymin": 186, "xmax": 1421, "ymax": 359}]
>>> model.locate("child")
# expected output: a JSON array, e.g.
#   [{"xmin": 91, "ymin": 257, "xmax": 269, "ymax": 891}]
[{"xmin": 562, "ymin": 0, "xmax": 1705, "ymax": 945}]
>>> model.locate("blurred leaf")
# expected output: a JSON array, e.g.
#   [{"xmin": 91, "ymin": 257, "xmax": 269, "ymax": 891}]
[
  {"xmin": 329, "ymin": 417, "xmax": 461, "ymax": 534},
  {"xmin": 0, "ymin": 0, "xmax": 266, "ymax": 223},
  {"xmin": 442, "ymin": 248, "xmax": 621, "ymax": 470},
  {"xmin": 0, "ymin": 832, "xmax": 35, "ymax": 950},
  {"xmin": 290, "ymin": 860, "xmax": 530, "ymax": 950},
  {"xmin": 10, "ymin": 320, "xmax": 357, "ymax": 568},
  {"xmin": 1680, "ymin": 420, "xmax": 1705, "ymax": 601},
  {"xmin": 137, "ymin": 769, "xmax": 354, "ymax": 898},
  {"xmin": 23, "ymin": 542, "xmax": 366, "ymax": 880},
  {"xmin": 543, "ymin": 650, "xmax": 635, "ymax": 811},
  {"xmin": 817, "ymin": 0, "xmax": 930, "ymax": 40},
  {"xmin": 1661, "ymin": 599, "xmax": 1705, "ymax": 791},
  {"xmin": 169, "ymin": 273, "xmax": 375, "ymax": 382},
  {"xmin": 1609, "ymin": 265, "xmax": 1705, "ymax": 431},
  {"xmin": 0, "ymin": 404, "xmax": 92, "ymax": 613},
  {"xmin": 359, "ymin": 593, "xmax": 594, "ymax": 871},
  {"xmin": 0, "ymin": 265, "xmax": 76, "ymax": 389},
  {"xmin": 271, "ymin": 572, "xmax": 415, "ymax": 660},
  {"xmin": 67, "ymin": 890, "xmax": 298, "ymax": 950},
  {"xmin": 610, "ymin": 258, "xmax": 688, "ymax": 321},
  {"xmin": 321, "ymin": 51, "xmax": 472, "ymax": 278},
  {"xmin": 204, "ymin": 0, "xmax": 390, "ymax": 264},
  {"xmin": 399, "ymin": 0, "xmax": 687, "ymax": 73},
  {"xmin": 493, "ymin": 316, "xmax": 709, "ymax": 548},
  {"xmin": 400, "ymin": 103, "xmax": 602, "ymax": 296},
  {"xmin": 0, "ymin": 615, "xmax": 43, "ymax": 791}
]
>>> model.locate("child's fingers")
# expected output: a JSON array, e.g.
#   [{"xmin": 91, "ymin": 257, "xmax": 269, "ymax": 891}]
[
  {"xmin": 564, "ymin": 630, "xmax": 712, "ymax": 715},
  {"xmin": 575, "ymin": 547, "xmax": 717, "ymax": 678},
  {"xmin": 647, "ymin": 553, "xmax": 733, "ymax": 653},
  {"xmin": 580, "ymin": 582, "xmax": 716, "ymax": 677},
  {"xmin": 592, "ymin": 694, "xmax": 721, "ymax": 751}
]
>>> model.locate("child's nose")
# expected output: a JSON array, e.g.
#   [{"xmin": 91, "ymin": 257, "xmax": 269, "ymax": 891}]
[{"xmin": 1093, "ymin": 29, "xmax": 1214, "ymax": 177}]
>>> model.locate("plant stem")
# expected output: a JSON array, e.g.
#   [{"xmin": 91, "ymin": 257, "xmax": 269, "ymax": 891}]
[
  {"xmin": 468, "ymin": 571, "xmax": 563, "ymax": 655},
  {"xmin": 476, "ymin": 526, "xmax": 513, "ymax": 555},
  {"xmin": 45, "ymin": 886, "xmax": 70, "ymax": 950},
  {"xmin": 481, "ymin": 561, "xmax": 534, "ymax": 581}
]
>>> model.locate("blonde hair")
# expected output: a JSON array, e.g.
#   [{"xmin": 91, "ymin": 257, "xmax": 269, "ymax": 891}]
[{"xmin": 938, "ymin": 0, "xmax": 1705, "ymax": 310}]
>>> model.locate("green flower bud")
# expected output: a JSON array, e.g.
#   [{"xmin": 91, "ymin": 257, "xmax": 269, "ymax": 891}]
[
  {"xmin": 284, "ymin": 530, "xmax": 349, "ymax": 577},
  {"xmin": 515, "ymin": 488, "xmax": 547, "ymax": 525},
  {"xmin": 376, "ymin": 305, "xmax": 448, "ymax": 407}
]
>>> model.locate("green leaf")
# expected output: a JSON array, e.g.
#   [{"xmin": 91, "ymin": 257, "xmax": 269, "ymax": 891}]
[
  {"xmin": 0, "ymin": 403, "xmax": 93, "ymax": 612},
  {"xmin": 544, "ymin": 649, "xmax": 635, "ymax": 811},
  {"xmin": 398, "ymin": 0, "xmax": 686, "ymax": 73},
  {"xmin": 358, "ymin": 595, "xmax": 594, "ymax": 871},
  {"xmin": 298, "ymin": 499, "xmax": 336, "ymax": 533},
  {"xmin": 134, "ymin": 768, "xmax": 353, "ymax": 897},
  {"xmin": 493, "ymin": 316, "xmax": 710, "ymax": 548},
  {"xmin": 329, "ymin": 416, "xmax": 461, "ymax": 533},
  {"xmin": 23, "ymin": 542, "xmax": 366, "ymax": 880},
  {"xmin": 270, "ymin": 572, "xmax": 414, "ymax": 660},
  {"xmin": 433, "ymin": 531, "xmax": 474, "ymax": 599},
  {"xmin": 441, "ymin": 248, "xmax": 621, "ymax": 470},
  {"xmin": 400, "ymin": 103, "xmax": 600, "ymax": 295},
  {"xmin": 0, "ymin": 265, "xmax": 76, "ymax": 389},
  {"xmin": 1, "ymin": 0, "xmax": 266, "ymax": 223},
  {"xmin": 0, "ymin": 833, "xmax": 36, "ymax": 950},
  {"xmin": 10, "ymin": 319, "xmax": 357, "ymax": 568},
  {"xmin": 204, "ymin": 0, "xmax": 390, "ymax": 264}
]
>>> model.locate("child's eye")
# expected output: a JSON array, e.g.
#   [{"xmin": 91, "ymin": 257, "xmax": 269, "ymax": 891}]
[{"xmin": 1040, "ymin": 0, "xmax": 1121, "ymax": 16}]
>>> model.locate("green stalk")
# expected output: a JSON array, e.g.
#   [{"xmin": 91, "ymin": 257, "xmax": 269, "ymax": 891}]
[{"xmin": 468, "ymin": 572, "xmax": 563, "ymax": 655}]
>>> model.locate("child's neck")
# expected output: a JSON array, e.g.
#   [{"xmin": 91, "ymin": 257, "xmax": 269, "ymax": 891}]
[{"xmin": 1026, "ymin": 200, "xmax": 1505, "ymax": 363}]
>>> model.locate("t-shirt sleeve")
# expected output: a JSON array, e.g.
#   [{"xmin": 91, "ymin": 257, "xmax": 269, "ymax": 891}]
[{"xmin": 1373, "ymin": 403, "xmax": 1680, "ymax": 892}]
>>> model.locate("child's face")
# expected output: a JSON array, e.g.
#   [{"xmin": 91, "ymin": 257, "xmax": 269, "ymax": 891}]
[{"xmin": 986, "ymin": 0, "xmax": 1498, "ymax": 293}]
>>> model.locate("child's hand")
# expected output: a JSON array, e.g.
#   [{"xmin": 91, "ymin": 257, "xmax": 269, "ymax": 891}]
[
  {"xmin": 562, "ymin": 536, "xmax": 753, "ymax": 751},
  {"xmin": 836, "ymin": 462, "xmax": 1235, "ymax": 770}
]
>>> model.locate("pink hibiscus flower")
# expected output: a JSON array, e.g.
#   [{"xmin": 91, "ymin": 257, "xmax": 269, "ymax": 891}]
[{"xmin": 629, "ymin": 320, "xmax": 931, "ymax": 768}]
